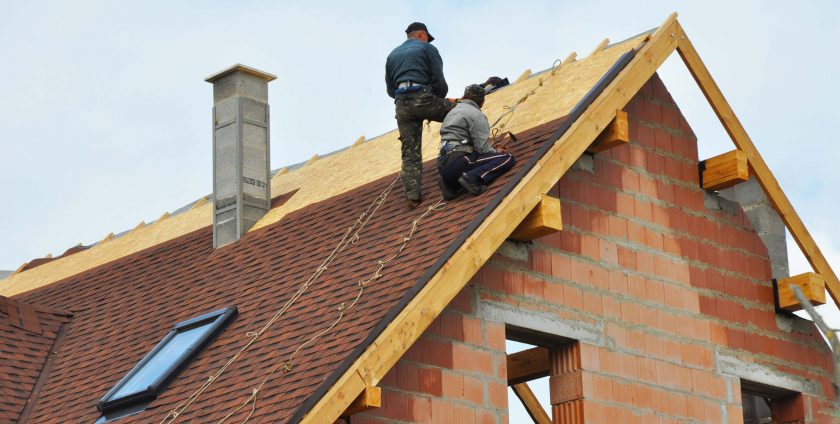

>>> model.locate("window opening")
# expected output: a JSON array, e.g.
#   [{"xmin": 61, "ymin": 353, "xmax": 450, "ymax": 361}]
[
  {"xmin": 740, "ymin": 379, "xmax": 804, "ymax": 424},
  {"xmin": 97, "ymin": 306, "xmax": 238, "ymax": 419}
]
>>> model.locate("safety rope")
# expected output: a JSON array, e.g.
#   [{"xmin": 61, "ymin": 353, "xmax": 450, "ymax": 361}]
[
  {"xmin": 160, "ymin": 176, "xmax": 400, "ymax": 423},
  {"xmin": 489, "ymin": 59, "xmax": 562, "ymax": 146},
  {"xmin": 218, "ymin": 199, "xmax": 447, "ymax": 424},
  {"xmin": 163, "ymin": 58, "xmax": 565, "ymax": 423},
  {"xmin": 160, "ymin": 176, "xmax": 447, "ymax": 423}
]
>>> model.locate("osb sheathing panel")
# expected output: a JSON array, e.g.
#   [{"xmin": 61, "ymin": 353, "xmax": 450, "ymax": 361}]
[{"xmin": 0, "ymin": 34, "xmax": 646, "ymax": 297}]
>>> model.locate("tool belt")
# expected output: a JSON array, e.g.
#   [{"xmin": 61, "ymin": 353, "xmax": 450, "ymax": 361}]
[
  {"xmin": 395, "ymin": 81, "xmax": 426, "ymax": 95},
  {"xmin": 440, "ymin": 141, "xmax": 474, "ymax": 156}
]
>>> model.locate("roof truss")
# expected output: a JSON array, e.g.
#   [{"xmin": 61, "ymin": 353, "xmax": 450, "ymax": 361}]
[{"xmin": 300, "ymin": 13, "xmax": 840, "ymax": 422}]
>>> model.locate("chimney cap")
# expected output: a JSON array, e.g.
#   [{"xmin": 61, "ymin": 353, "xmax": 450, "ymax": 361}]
[{"xmin": 205, "ymin": 63, "xmax": 277, "ymax": 83}]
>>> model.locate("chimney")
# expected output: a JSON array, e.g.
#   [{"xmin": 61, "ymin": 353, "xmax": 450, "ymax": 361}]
[{"xmin": 205, "ymin": 64, "xmax": 277, "ymax": 248}]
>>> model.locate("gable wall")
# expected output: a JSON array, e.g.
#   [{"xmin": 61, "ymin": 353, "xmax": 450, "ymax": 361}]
[{"xmin": 352, "ymin": 75, "xmax": 837, "ymax": 423}]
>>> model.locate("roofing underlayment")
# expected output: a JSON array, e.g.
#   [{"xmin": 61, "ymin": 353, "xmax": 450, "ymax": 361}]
[{"xmin": 2, "ymin": 13, "xmax": 837, "ymax": 423}]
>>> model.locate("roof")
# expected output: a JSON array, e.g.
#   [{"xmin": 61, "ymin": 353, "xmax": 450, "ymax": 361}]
[
  {"xmin": 4, "ymin": 13, "xmax": 838, "ymax": 423},
  {"xmin": 0, "ymin": 296, "xmax": 71, "ymax": 422}
]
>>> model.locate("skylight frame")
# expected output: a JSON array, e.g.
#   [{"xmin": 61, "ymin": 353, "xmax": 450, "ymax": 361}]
[{"xmin": 97, "ymin": 306, "xmax": 237, "ymax": 414}]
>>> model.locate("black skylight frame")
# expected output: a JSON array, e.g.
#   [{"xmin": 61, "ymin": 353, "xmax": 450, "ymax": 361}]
[{"xmin": 97, "ymin": 306, "xmax": 238, "ymax": 414}]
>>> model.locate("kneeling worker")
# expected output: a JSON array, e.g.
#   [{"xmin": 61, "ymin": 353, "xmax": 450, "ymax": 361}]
[{"xmin": 437, "ymin": 84, "xmax": 515, "ymax": 200}]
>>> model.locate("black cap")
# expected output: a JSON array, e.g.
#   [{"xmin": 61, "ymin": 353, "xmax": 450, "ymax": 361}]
[
  {"xmin": 406, "ymin": 22, "xmax": 435, "ymax": 42},
  {"xmin": 463, "ymin": 84, "xmax": 486, "ymax": 104}
]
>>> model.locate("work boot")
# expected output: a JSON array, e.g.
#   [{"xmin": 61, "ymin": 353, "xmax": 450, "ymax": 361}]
[
  {"xmin": 406, "ymin": 198, "xmax": 421, "ymax": 209},
  {"xmin": 458, "ymin": 173, "xmax": 486, "ymax": 195},
  {"xmin": 438, "ymin": 178, "xmax": 464, "ymax": 201}
]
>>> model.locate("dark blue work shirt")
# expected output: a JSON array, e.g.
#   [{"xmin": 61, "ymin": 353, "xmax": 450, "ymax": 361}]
[{"xmin": 385, "ymin": 39, "xmax": 448, "ymax": 99}]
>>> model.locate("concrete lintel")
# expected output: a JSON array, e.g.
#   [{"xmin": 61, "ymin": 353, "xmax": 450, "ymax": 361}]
[
  {"xmin": 716, "ymin": 351, "xmax": 820, "ymax": 395},
  {"xmin": 477, "ymin": 299, "xmax": 605, "ymax": 346}
]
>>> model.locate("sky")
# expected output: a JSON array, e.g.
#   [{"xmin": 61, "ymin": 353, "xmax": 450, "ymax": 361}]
[{"xmin": 2, "ymin": 0, "xmax": 839, "ymax": 420}]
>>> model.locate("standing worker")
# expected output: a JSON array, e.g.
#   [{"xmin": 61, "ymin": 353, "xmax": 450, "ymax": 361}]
[
  {"xmin": 437, "ymin": 84, "xmax": 515, "ymax": 200},
  {"xmin": 386, "ymin": 22, "xmax": 456, "ymax": 208}
]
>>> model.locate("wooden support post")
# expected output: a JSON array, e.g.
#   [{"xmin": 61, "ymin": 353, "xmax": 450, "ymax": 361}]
[
  {"xmin": 700, "ymin": 150, "xmax": 748, "ymax": 190},
  {"xmin": 507, "ymin": 347, "xmax": 550, "ymax": 385},
  {"xmin": 676, "ymin": 23, "xmax": 840, "ymax": 309},
  {"xmin": 510, "ymin": 194, "xmax": 563, "ymax": 241},
  {"xmin": 776, "ymin": 272, "xmax": 826, "ymax": 312},
  {"xmin": 587, "ymin": 110, "xmax": 629, "ymax": 153},
  {"xmin": 512, "ymin": 383, "xmax": 552, "ymax": 424},
  {"xmin": 340, "ymin": 386, "xmax": 381, "ymax": 417}
]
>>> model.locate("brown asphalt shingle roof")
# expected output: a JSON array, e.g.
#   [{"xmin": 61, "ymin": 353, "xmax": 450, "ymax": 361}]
[
  {"xmin": 0, "ymin": 297, "xmax": 71, "ymax": 423},
  {"xmin": 15, "ymin": 114, "xmax": 567, "ymax": 422}
]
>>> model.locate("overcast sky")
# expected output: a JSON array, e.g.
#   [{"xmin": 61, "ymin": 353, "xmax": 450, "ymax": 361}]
[{"xmin": 2, "ymin": 0, "xmax": 839, "ymax": 419}]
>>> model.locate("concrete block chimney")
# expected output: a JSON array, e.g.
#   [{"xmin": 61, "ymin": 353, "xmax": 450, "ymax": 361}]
[{"xmin": 205, "ymin": 64, "xmax": 277, "ymax": 248}]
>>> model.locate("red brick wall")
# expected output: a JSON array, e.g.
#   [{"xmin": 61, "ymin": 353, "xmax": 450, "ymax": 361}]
[{"xmin": 355, "ymin": 74, "xmax": 838, "ymax": 423}]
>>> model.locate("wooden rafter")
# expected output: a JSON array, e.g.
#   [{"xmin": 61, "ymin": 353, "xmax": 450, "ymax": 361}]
[
  {"xmin": 512, "ymin": 382, "xmax": 552, "ymax": 424},
  {"xmin": 299, "ymin": 13, "xmax": 681, "ymax": 423},
  {"xmin": 674, "ymin": 23, "xmax": 840, "ymax": 308}
]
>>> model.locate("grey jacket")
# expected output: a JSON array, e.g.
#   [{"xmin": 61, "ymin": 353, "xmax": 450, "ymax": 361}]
[
  {"xmin": 439, "ymin": 99, "xmax": 496, "ymax": 155},
  {"xmin": 385, "ymin": 39, "xmax": 448, "ymax": 98}
]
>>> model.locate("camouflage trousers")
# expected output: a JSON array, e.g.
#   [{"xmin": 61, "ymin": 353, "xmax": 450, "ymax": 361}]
[{"xmin": 395, "ymin": 90, "xmax": 455, "ymax": 201}]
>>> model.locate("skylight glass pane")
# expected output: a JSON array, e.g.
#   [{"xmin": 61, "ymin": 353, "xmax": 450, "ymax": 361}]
[{"xmin": 111, "ymin": 324, "xmax": 209, "ymax": 398}]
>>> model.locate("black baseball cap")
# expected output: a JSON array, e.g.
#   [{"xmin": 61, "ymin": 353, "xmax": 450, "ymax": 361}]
[{"xmin": 406, "ymin": 22, "xmax": 435, "ymax": 42}]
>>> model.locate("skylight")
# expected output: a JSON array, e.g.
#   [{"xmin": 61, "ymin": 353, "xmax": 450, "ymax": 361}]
[{"xmin": 97, "ymin": 306, "xmax": 237, "ymax": 417}]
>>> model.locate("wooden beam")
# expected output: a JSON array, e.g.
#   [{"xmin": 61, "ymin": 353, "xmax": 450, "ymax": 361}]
[
  {"xmin": 587, "ymin": 110, "xmax": 629, "ymax": 153},
  {"xmin": 340, "ymin": 386, "xmax": 381, "ymax": 417},
  {"xmin": 512, "ymin": 383, "xmax": 552, "ymax": 424},
  {"xmin": 298, "ymin": 14, "xmax": 680, "ymax": 423},
  {"xmin": 700, "ymin": 149, "xmax": 749, "ymax": 191},
  {"xmin": 777, "ymin": 272, "xmax": 826, "ymax": 312},
  {"xmin": 675, "ymin": 23, "xmax": 840, "ymax": 309},
  {"xmin": 507, "ymin": 347, "xmax": 550, "ymax": 385},
  {"xmin": 510, "ymin": 194, "xmax": 563, "ymax": 241}
]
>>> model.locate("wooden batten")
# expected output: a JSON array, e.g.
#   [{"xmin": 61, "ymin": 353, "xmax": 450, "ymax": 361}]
[
  {"xmin": 510, "ymin": 194, "xmax": 563, "ymax": 241},
  {"xmin": 562, "ymin": 52, "xmax": 578, "ymax": 65},
  {"xmin": 514, "ymin": 69, "xmax": 533, "ymax": 84},
  {"xmin": 507, "ymin": 346, "xmax": 550, "ymax": 385},
  {"xmin": 587, "ymin": 110, "xmax": 629, "ymax": 153},
  {"xmin": 700, "ymin": 150, "xmax": 749, "ymax": 191},
  {"xmin": 777, "ymin": 272, "xmax": 826, "ymax": 312},
  {"xmin": 341, "ymin": 386, "xmax": 381, "ymax": 417}
]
